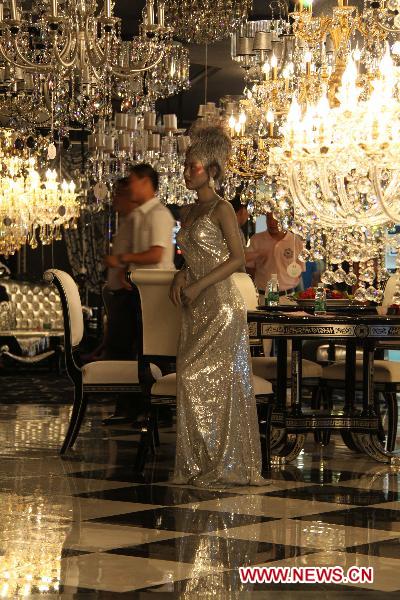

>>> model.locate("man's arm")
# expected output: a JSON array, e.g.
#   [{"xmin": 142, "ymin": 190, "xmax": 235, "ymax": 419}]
[
  {"xmin": 245, "ymin": 235, "xmax": 259, "ymax": 278},
  {"xmin": 118, "ymin": 246, "xmax": 164, "ymax": 266}
]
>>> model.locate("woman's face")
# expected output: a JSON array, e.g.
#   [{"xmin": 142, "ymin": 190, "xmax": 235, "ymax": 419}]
[{"xmin": 183, "ymin": 158, "xmax": 208, "ymax": 190}]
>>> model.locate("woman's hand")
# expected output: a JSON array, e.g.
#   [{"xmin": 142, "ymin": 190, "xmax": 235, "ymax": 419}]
[
  {"xmin": 169, "ymin": 271, "xmax": 187, "ymax": 306},
  {"xmin": 181, "ymin": 282, "xmax": 202, "ymax": 306}
]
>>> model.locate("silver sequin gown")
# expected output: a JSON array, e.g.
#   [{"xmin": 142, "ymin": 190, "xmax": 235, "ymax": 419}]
[{"xmin": 171, "ymin": 201, "xmax": 267, "ymax": 488}]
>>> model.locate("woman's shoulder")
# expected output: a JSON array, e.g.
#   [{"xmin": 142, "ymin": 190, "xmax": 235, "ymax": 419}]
[{"xmin": 213, "ymin": 197, "xmax": 235, "ymax": 217}]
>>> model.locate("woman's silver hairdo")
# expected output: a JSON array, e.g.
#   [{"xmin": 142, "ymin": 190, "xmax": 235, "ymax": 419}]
[{"xmin": 186, "ymin": 124, "xmax": 232, "ymax": 181}]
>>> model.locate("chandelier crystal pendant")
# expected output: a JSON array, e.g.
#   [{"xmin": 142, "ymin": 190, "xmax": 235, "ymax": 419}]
[{"xmin": 164, "ymin": 0, "xmax": 252, "ymax": 44}]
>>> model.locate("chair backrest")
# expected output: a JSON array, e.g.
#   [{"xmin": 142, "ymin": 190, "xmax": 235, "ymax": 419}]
[
  {"xmin": 129, "ymin": 269, "xmax": 179, "ymax": 358},
  {"xmin": 383, "ymin": 274, "xmax": 399, "ymax": 307},
  {"xmin": 43, "ymin": 269, "xmax": 84, "ymax": 348},
  {"xmin": 129, "ymin": 270, "xmax": 258, "ymax": 359},
  {"xmin": 232, "ymin": 272, "xmax": 259, "ymax": 310}
]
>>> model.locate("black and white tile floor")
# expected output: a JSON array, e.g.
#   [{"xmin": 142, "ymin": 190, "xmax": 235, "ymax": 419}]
[{"xmin": 1, "ymin": 391, "xmax": 400, "ymax": 598}]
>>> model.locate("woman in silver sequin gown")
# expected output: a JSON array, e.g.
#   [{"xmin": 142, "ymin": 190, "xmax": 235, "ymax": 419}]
[{"xmin": 169, "ymin": 126, "xmax": 269, "ymax": 488}]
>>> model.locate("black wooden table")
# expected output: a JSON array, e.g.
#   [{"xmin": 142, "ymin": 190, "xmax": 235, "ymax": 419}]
[{"xmin": 248, "ymin": 310, "xmax": 400, "ymax": 464}]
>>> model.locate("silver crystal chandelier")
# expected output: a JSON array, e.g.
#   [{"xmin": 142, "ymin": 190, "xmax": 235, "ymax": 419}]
[{"xmin": 0, "ymin": 0, "xmax": 170, "ymax": 80}]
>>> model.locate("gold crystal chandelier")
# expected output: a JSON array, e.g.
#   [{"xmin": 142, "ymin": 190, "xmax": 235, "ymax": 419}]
[
  {"xmin": 0, "ymin": 131, "xmax": 79, "ymax": 256},
  {"xmin": 268, "ymin": 41, "xmax": 400, "ymax": 301}
]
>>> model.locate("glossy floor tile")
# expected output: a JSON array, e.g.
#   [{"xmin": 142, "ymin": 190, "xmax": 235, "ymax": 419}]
[{"xmin": 0, "ymin": 391, "xmax": 400, "ymax": 596}]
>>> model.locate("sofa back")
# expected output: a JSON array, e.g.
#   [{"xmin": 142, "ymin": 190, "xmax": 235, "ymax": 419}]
[{"xmin": 0, "ymin": 280, "xmax": 63, "ymax": 331}]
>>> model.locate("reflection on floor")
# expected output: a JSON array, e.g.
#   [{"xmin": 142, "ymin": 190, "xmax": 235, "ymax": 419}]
[{"xmin": 0, "ymin": 398, "xmax": 400, "ymax": 598}]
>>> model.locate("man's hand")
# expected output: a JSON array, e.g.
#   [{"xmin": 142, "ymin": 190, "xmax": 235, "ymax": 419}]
[{"xmin": 103, "ymin": 255, "xmax": 122, "ymax": 268}]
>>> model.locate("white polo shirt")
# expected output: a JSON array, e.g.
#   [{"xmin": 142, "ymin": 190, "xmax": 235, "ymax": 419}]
[
  {"xmin": 107, "ymin": 211, "xmax": 136, "ymax": 290},
  {"xmin": 129, "ymin": 196, "xmax": 175, "ymax": 271},
  {"xmin": 246, "ymin": 231, "xmax": 305, "ymax": 291}
]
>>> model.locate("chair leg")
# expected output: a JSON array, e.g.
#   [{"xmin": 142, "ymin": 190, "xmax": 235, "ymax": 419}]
[
  {"xmin": 60, "ymin": 383, "xmax": 87, "ymax": 455},
  {"xmin": 386, "ymin": 392, "xmax": 398, "ymax": 452},
  {"xmin": 134, "ymin": 414, "xmax": 154, "ymax": 472},
  {"xmin": 153, "ymin": 408, "xmax": 160, "ymax": 448}
]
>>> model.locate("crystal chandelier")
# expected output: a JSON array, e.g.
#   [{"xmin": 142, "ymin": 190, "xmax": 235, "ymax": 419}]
[
  {"xmin": 0, "ymin": 0, "xmax": 170, "ymax": 78},
  {"xmin": 88, "ymin": 111, "xmax": 195, "ymax": 206},
  {"xmin": 267, "ymin": 43, "xmax": 400, "ymax": 301},
  {"xmin": 164, "ymin": 0, "xmax": 252, "ymax": 44},
  {"xmin": 0, "ymin": 0, "xmax": 174, "ymax": 129},
  {"xmin": 117, "ymin": 40, "xmax": 190, "ymax": 113},
  {"xmin": 0, "ymin": 130, "xmax": 79, "ymax": 256}
]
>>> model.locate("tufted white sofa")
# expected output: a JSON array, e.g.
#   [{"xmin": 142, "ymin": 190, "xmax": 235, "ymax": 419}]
[{"xmin": 0, "ymin": 279, "xmax": 64, "ymax": 365}]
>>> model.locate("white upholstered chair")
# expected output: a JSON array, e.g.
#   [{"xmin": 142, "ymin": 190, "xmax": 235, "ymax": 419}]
[
  {"xmin": 128, "ymin": 269, "xmax": 274, "ymax": 472},
  {"xmin": 322, "ymin": 362, "xmax": 400, "ymax": 451},
  {"xmin": 44, "ymin": 269, "xmax": 162, "ymax": 455}
]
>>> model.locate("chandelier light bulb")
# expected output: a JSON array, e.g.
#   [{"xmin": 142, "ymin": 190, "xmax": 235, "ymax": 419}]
[
  {"xmin": 234, "ymin": 121, "xmax": 242, "ymax": 134},
  {"xmin": 239, "ymin": 111, "xmax": 247, "ymax": 124},
  {"xmin": 304, "ymin": 50, "xmax": 312, "ymax": 63},
  {"xmin": 266, "ymin": 110, "xmax": 274, "ymax": 123},
  {"xmin": 228, "ymin": 114, "xmax": 236, "ymax": 129},
  {"xmin": 353, "ymin": 46, "xmax": 361, "ymax": 62},
  {"xmin": 262, "ymin": 61, "xmax": 270, "ymax": 73},
  {"xmin": 392, "ymin": 40, "xmax": 400, "ymax": 55}
]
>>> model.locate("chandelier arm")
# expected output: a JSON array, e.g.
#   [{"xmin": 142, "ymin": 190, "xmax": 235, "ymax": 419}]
[
  {"xmin": 318, "ymin": 162, "xmax": 345, "ymax": 215},
  {"xmin": 110, "ymin": 50, "xmax": 165, "ymax": 77},
  {"xmin": 380, "ymin": 170, "xmax": 400, "ymax": 217},
  {"xmin": 288, "ymin": 166, "xmax": 341, "ymax": 228},
  {"xmin": 57, "ymin": 27, "xmax": 78, "ymax": 62},
  {"xmin": 371, "ymin": 165, "xmax": 400, "ymax": 223},
  {"xmin": 10, "ymin": 38, "xmax": 53, "ymax": 71},
  {"xmin": 52, "ymin": 35, "xmax": 80, "ymax": 69},
  {"xmin": 335, "ymin": 175, "xmax": 361, "ymax": 221},
  {"xmin": 0, "ymin": 39, "xmax": 38, "ymax": 71},
  {"xmin": 84, "ymin": 20, "xmax": 107, "ymax": 68}
]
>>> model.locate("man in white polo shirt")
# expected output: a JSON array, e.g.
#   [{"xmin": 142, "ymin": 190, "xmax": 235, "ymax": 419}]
[
  {"xmin": 103, "ymin": 164, "xmax": 175, "ymax": 424},
  {"xmin": 246, "ymin": 212, "xmax": 305, "ymax": 299},
  {"xmin": 115, "ymin": 163, "xmax": 175, "ymax": 273}
]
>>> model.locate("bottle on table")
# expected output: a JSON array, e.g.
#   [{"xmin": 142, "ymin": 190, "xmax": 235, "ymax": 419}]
[
  {"xmin": 314, "ymin": 283, "xmax": 327, "ymax": 315},
  {"xmin": 265, "ymin": 274, "xmax": 280, "ymax": 306}
]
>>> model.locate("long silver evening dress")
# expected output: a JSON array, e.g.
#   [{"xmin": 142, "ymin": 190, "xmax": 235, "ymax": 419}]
[{"xmin": 171, "ymin": 199, "xmax": 267, "ymax": 488}]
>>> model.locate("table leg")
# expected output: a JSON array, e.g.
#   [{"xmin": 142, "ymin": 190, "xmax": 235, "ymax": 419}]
[
  {"xmin": 271, "ymin": 337, "xmax": 307, "ymax": 462},
  {"xmin": 344, "ymin": 340, "xmax": 356, "ymax": 414},
  {"xmin": 362, "ymin": 340, "xmax": 375, "ymax": 416},
  {"xmin": 291, "ymin": 338, "xmax": 302, "ymax": 416},
  {"xmin": 276, "ymin": 338, "xmax": 287, "ymax": 411}
]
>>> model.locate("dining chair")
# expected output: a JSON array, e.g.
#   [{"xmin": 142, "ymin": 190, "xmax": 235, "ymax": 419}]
[
  {"xmin": 128, "ymin": 269, "xmax": 274, "ymax": 473},
  {"xmin": 44, "ymin": 269, "xmax": 162, "ymax": 455},
  {"xmin": 232, "ymin": 272, "xmax": 323, "ymax": 392},
  {"xmin": 321, "ymin": 361, "xmax": 400, "ymax": 451}
]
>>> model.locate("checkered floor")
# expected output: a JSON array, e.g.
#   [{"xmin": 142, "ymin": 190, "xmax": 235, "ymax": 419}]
[{"xmin": 1, "ymin": 398, "xmax": 400, "ymax": 597}]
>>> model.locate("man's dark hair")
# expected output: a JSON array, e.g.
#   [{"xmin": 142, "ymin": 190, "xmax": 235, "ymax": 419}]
[
  {"xmin": 129, "ymin": 163, "xmax": 159, "ymax": 192},
  {"xmin": 230, "ymin": 194, "xmax": 247, "ymax": 213},
  {"xmin": 113, "ymin": 176, "xmax": 130, "ymax": 192}
]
